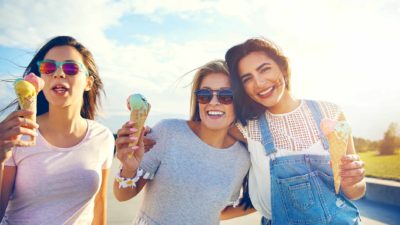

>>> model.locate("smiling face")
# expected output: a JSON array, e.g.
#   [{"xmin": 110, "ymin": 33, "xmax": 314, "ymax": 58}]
[
  {"xmin": 198, "ymin": 73, "xmax": 235, "ymax": 131},
  {"xmin": 40, "ymin": 45, "xmax": 93, "ymax": 109},
  {"xmin": 238, "ymin": 51, "xmax": 287, "ymax": 110}
]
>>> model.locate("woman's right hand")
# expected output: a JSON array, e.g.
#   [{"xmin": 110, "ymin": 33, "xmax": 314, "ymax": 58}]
[
  {"xmin": 115, "ymin": 121, "xmax": 145, "ymax": 176},
  {"xmin": 0, "ymin": 110, "xmax": 38, "ymax": 163}
]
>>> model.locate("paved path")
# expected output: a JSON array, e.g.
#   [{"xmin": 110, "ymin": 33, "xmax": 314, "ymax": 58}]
[{"xmin": 107, "ymin": 159, "xmax": 400, "ymax": 225}]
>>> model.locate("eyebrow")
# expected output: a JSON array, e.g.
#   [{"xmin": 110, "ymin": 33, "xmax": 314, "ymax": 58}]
[
  {"xmin": 43, "ymin": 59, "xmax": 79, "ymax": 62},
  {"xmin": 256, "ymin": 62, "xmax": 271, "ymax": 71},
  {"xmin": 200, "ymin": 86, "xmax": 230, "ymax": 90},
  {"xmin": 240, "ymin": 62, "xmax": 272, "ymax": 78}
]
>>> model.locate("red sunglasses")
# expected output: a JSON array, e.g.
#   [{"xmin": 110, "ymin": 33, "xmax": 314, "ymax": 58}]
[
  {"xmin": 37, "ymin": 60, "xmax": 88, "ymax": 76},
  {"xmin": 195, "ymin": 89, "xmax": 234, "ymax": 105}
]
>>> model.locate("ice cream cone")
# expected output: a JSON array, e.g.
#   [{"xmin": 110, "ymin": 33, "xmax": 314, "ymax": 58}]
[
  {"xmin": 127, "ymin": 94, "xmax": 151, "ymax": 157},
  {"xmin": 321, "ymin": 119, "xmax": 351, "ymax": 194},
  {"xmin": 14, "ymin": 73, "xmax": 44, "ymax": 145},
  {"xmin": 17, "ymin": 96, "xmax": 37, "ymax": 143},
  {"xmin": 129, "ymin": 110, "xmax": 149, "ymax": 147}
]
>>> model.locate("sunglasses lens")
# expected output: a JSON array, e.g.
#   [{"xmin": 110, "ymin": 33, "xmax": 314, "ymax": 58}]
[
  {"xmin": 39, "ymin": 61, "xmax": 57, "ymax": 75},
  {"xmin": 218, "ymin": 90, "xmax": 233, "ymax": 104},
  {"xmin": 62, "ymin": 62, "xmax": 80, "ymax": 75},
  {"xmin": 196, "ymin": 90, "xmax": 212, "ymax": 104}
]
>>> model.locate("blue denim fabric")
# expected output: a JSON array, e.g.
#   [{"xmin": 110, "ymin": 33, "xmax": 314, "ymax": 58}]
[{"xmin": 259, "ymin": 100, "xmax": 360, "ymax": 225}]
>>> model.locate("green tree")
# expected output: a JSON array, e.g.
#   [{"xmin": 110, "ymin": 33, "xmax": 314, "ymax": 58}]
[
  {"xmin": 354, "ymin": 137, "xmax": 370, "ymax": 152},
  {"xmin": 379, "ymin": 122, "xmax": 399, "ymax": 155}
]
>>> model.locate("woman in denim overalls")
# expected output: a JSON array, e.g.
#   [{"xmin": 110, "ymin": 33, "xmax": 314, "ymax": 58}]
[{"xmin": 220, "ymin": 38, "xmax": 366, "ymax": 224}]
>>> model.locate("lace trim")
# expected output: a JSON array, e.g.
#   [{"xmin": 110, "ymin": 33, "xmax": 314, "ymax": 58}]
[{"xmin": 236, "ymin": 122, "xmax": 248, "ymax": 139}]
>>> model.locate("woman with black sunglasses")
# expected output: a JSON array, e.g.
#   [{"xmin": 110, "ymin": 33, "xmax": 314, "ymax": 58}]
[
  {"xmin": 221, "ymin": 38, "xmax": 366, "ymax": 224},
  {"xmin": 113, "ymin": 60, "xmax": 252, "ymax": 225},
  {"xmin": 0, "ymin": 36, "xmax": 114, "ymax": 225}
]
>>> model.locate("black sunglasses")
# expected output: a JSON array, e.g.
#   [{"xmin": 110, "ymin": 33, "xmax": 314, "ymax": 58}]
[{"xmin": 195, "ymin": 89, "xmax": 234, "ymax": 105}]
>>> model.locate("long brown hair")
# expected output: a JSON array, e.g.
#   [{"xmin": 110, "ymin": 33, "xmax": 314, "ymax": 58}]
[
  {"xmin": 22, "ymin": 36, "xmax": 103, "ymax": 120},
  {"xmin": 225, "ymin": 38, "xmax": 290, "ymax": 125},
  {"xmin": 189, "ymin": 60, "xmax": 229, "ymax": 121}
]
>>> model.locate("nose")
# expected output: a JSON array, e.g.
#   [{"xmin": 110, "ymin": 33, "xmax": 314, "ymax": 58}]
[
  {"xmin": 209, "ymin": 91, "xmax": 220, "ymax": 105},
  {"xmin": 254, "ymin": 74, "xmax": 266, "ymax": 88},
  {"xmin": 53, "ymin": 66, "xmax": 66, "ymax": 78}
]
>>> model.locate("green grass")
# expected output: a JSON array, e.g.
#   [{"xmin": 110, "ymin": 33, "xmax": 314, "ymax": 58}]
[{"xmin": 359, "ymin": 149, "xmax": 400, "ymax": 181}]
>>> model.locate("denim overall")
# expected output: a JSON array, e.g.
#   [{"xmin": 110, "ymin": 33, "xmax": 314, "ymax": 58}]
[{"xmin": 260, "ymin": 100, "xmax": 360, "ymax": 225}]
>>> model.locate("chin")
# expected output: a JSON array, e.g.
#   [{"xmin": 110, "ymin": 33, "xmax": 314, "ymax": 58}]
[
  {"xmin": 202, "ymin": 121, "xmax": 231, "ymax": 131},
  {"xmin": 257, "ymin": 95, "xmax": 281, "ymax": 108}
]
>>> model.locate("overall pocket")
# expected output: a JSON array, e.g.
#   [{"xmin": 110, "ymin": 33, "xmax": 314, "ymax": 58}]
[
  {"xmin": 314, "ymin": 171, "xmax": 360, "ymax": 224},
  {"xmin": 277, "ymin": 173, "xmax": 329, "ymax": 224}
]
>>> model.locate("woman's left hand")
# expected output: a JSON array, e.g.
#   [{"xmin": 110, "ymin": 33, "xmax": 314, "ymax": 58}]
[{"xmin": 340, "ymin": 154, "xmax": 365, "ymax": 187}]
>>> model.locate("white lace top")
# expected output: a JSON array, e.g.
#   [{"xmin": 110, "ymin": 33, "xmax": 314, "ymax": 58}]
[
  {"xmin": 239, "ymin": 100, "xmax": 343, "ymax": 152},
  {"xmin": 237, "ymin": 100, "xmax": 345, "ymax": 219}
]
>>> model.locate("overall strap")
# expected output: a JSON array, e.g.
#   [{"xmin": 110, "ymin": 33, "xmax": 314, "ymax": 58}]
[
  {"xmin": 306, "ymin": 100, "xmax": 329, "ymax": 150},
  {"xmin": 259, "ymin": 113, "xmax": 277, "ymax": 155}
]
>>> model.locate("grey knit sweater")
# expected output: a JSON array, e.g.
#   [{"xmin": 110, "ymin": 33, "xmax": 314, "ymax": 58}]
[{"xmin": 134, "ymin": 119, "xmax": 250, "ymax": 225}]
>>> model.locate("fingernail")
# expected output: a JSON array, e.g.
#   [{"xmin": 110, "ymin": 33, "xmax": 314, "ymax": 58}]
[
  {"xmin": 131, "ymin": 146, "xmax": 139, "ymax": 150},
  {"xmin": 129, "ymin": 136, "xmax": 137, "ymax": 140},
  {"xmin": 130, "ymin": 128, "xmax": 137, "ymax": 132}
]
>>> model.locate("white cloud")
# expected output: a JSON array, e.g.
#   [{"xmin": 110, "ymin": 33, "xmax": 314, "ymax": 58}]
[
  {"xmin": 0, "ymin": 0, "xmax": 128, "ymax": 49},
  {"xmin": 130, "ymin": 0, "xmax": 211, "ymax": 15}
]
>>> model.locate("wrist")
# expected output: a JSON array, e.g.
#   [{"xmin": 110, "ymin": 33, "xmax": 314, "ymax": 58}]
[
  {"xmin": 120, "ymin": 167, "xmax": 137, "ymax": 178},
  {"xmin": 115, "ymin": 167, "xmax": 144, "ymax": 188}
]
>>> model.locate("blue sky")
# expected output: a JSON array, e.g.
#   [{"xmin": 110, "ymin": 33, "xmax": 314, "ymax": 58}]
[{"xmin": 1, "ymin": 0, "xmax": 400, "ymax": 140}]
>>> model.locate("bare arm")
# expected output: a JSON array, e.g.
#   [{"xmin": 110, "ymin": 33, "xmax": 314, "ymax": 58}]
[
  {"xmin": 91, "ymin": 169, "xmax": 109, "ymax": 225},
  {"xmin": 0, "ymin": 166, "xmax": 16, "ymax": 219},
  {"xmin": 0, "ymin": 110, "xmax": 38, "ymax": 201},
  {"xmin": 220, "ymin": 203, "xmax": 256, "ymax": 220},
  {"xmin": 113, "ymin": 121, "xmax": 147, "ymax": 201}
]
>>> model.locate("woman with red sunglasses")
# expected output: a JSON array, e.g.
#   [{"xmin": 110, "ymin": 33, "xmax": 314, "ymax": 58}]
[
  {"xmin": 221, "ymin": 38, "xmax": 366, "ymax": 224},
  {"xmin": 0, "ymin": 36, "xmax": 114, "ymax": 225},
  {"xmin": 113, "ymin": 60, "xmax": 251, "ymax": 225}
]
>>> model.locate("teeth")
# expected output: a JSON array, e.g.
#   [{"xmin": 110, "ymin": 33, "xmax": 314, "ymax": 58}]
[
  {"xmin": 54, "ymin": 89, "xmax": 66, "ymax": 94},
  {"xmin": 259, "ymin": 86, "xmax": 273, "ymax": 96},
  {"xmin": 53, "ymin": 86, "xmax": 67, "ymax": 94},
  {"xmin": 207, "ymin": 111, "xmax": 224, "ymax": 116}
]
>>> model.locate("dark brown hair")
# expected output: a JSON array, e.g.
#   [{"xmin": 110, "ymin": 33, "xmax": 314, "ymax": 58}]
[
  {"xmin": 22, "ymin": 36, "xmax": 103, "ymax": 119},
  {"xmin": 225, "ymin": 38, "xmax": 290, "ymax": 125}
]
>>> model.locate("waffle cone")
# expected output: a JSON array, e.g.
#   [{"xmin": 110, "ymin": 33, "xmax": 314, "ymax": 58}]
[
  {"xmin": 128, "ymin": 108, "xmax": 149, "ymax": 148},
  {"xmin": 18, "ymin": 96, "xmax": 37, "ymax": 143},
  {"xmin": 327, "ymin": 131, "xmax": 348, "ymax": 194}
]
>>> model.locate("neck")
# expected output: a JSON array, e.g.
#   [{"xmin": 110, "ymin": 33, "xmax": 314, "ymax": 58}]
[
  {"xmin": 268, "ymin": 90, "xmax": 300, "ymax": 114},
  {"xmin": 40, "ymin": 105, "xmax": 87, "ymax": 134},
  {"xmin": 189, "ymin": 121, "xmax": 232, "ymax": 149}
]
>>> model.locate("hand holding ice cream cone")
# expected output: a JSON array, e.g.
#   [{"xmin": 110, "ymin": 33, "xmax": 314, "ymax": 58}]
[
  {"xmin": 13, "ymin": 73, "xmax": 44, "ymax": 145},
  {"xmin": 114, "ymin": 94, "xmax": 150, "ymax": 178}
]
